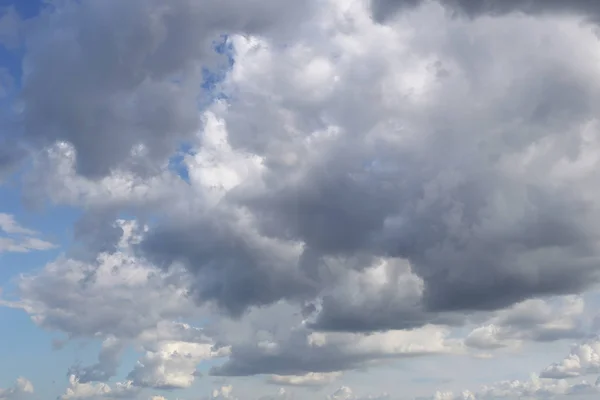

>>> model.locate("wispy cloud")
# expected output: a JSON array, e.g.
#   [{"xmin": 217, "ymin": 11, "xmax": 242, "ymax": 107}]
[{"xmin": 0, "ymin": 213, "xmax": 55, "ymax": 253}]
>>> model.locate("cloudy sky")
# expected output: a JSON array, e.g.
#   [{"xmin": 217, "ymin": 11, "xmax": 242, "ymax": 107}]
[{"xmin": 5, "ymin": 0, "xmax": 600, "ymax": 399}]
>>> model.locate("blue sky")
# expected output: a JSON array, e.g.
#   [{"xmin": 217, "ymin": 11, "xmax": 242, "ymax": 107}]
[{"xmin": 4, "ymin": 1, "xmax": 600, "ymax": 400}]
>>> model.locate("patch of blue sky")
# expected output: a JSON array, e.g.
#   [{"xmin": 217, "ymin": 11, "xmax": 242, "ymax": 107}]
[
  {"xmin": 201, "ymin": 34, "xmax": 235, "ymax": 101},
  {"xmin": 0, "ymin": 180, "xmax": 80, "ymax": 285},
  {"xmin": 0, "ymin": 306, "xmax": 101, "ymax": 399}
]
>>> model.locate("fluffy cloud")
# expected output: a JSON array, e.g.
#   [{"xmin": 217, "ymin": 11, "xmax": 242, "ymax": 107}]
[
  {"xmin": 15, "ymin": 0, "xmax": 314, "ymax": 178},
  {"xmin": 210, "ymin": 386, "xmax": 237, "ymax": 400},
  {"xmin": 17, "ymin": 0, "xmax": 600, "ymax": 335},
  {"xmin": 7, "ymin": 0, "xmax": 600, "ymax": 398},
  {"xmin": 541, "ymin": 338, "xmax": 600, "ymax": 379},
  {"xmin": 134, "ymin": 0, "xmax": 600, "ymax": 332},
  {"xmin": 428, "ymin": 374, "xmax": 600, "ymax": 400},
  {"xmin": 59, "ymin": 375, "xmax": 138, "ymax": 400},
  {"xmin": 0, "ymin": 378, "xmax": 33, "ymax": 400},
  {"xmin": 7, "ymin": 221, "xmax": 223, "ymax": 390},
  {"xmin": 327, "ymin": 386, "xmax": 389, "ymax": 400},
  {"xmin": 128, "ymin": 341, "xmax": 226, "ymax": 389}
]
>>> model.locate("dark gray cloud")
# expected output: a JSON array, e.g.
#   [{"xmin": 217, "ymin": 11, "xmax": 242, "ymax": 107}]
[
  {"xmin": 16, "ymin": 0, "xmax": 314, "ymax": 178},
  {"xmin": 371, "ymin": 0, "xmax": 600, "ymax": 22},
  {"xmin": 139, "ymin": 210, "xmax": 317, "ymax": 316}
]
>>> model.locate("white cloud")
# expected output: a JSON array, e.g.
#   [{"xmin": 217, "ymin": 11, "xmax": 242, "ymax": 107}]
[
  {"xmin": 542, "ymin": 338, "xmax": 600, "ymax": 379},
  {"xmin": 59, "ymin": 375, "xmax": 137, "ymax": 400},
  {"xmin": 0, "ymin": 378, "xmax": 34, "ymax": 400},
  {"xmin": 428, "ymin": 374, "xmax": 600, "ymax": 400},
  {"xmin": 268, "ymin": 372, "xmax": 342, "ymax": 387},
  {"xmin": 327, "ymin": 386, "xmax": 389, "ymax": 400},
  {"xmin": 128, "ymin": 341, "xmax": 226, "ymax": 389},
  {"xmin": 0, "ymin": 213, "xmax": 55, "ymax": 253},
  {"xmin": 210, "ymin": 386, "xmax": 237, "ymax": 400}
]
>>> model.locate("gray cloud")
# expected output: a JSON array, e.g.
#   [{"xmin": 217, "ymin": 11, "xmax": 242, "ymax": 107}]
[
  {"xmin": 68, "ymin": 337, "xmax": 124, "ymax": 384},
  {"xmin": 17, "ymin": 0, "xmax": 314, "ymax": 178},
  {"xmin": 209, "ymin": 302, "xmax": 457, "ymax": 377},
  {"xmin": 139, "ymin": 210, "xmax": 317, "ymax": 316},
  {"xmin": 371, "ymin": 0, "xmax": 600, "ymax": 22},
  {"xmin": 18, "ymin": 0, "xmax": 600, "ymax": 342}
]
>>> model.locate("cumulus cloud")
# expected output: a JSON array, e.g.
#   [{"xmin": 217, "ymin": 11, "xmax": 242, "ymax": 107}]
[
  {"xmin": 210, "ymin": 386, "xmax": 237, "ymax": 400},
  {"xmin": 59, "ymin": 375, "xmax": 138, "ymax": 400},
  {"xmin": 427, "ymin": 374, "xmax": 600, "ymax": 400},
  {"xmin": 18, "ymin": 0, "xmax": 600, "ymax": 335},
  {"xmin": 6, "ymin": 221, "xmax": 224, "ymax": 390},
  {"xmin": 327, "ymin": 386, "xmax": 389, "ymax": 400},
  {"xmin": 541, "ymin": 338, "xmax": 600, "ymax": 379},
  {"xmin": 133, "ymin": 0, "xmax": 600, "ymax": 331},
  {"xmin": 128, "ymin": 341, "xmax": 226, "ymax": 389},
  {"xmin": 0, "ymin": 378, "xmax": 34, "ymax": 400},
  {"xmin": 8, "ymin": 0, "xmax": 600, "ymax": 397},
  {"xmin": 428, "ymin": 334, "xmax": 600, "ymax": 400},
  {"xmin": 16, "ymin": 0, "xmax": 314, "ymax": 178}
]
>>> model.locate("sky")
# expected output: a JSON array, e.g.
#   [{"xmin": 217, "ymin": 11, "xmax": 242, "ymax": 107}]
[{"xmin": 6, "ymin": 0, "xmax": 600, "ymax": 399}]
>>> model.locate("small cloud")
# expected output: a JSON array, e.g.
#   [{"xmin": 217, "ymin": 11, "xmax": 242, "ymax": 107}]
[{"xmin": 0, "ymin": 213, "xmax": 56, "ymax": 254}]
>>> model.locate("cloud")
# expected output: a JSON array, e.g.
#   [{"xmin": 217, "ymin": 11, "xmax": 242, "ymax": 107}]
[
  {"xmin": 427, "ymin": 374, "xmax": 600, "ymax": 400},
  {"xmin": 7, "ymin": 221, "xmax": 224, "ymax": 390},
  {"xmin": 327, "ymin": 386, "xmax": 390, "ymax": 400},
  {"xmin": 59, "ymin": 375, "xmax": 138, "ymax": 400},
  {"xmin": 127, "ymin": 341, "xmax": 226, "ymax": 389},
  {"xmin": 370, "ymin": 0, "xmax": 600, "ymax": 22},
  {"xmin": 0, "ymin": 213, "xmax": 55, "ymax": 253},
  {"xmin": 464, "ymin": 296, "xmax": 586, "ymax": 350},
  {"xmin": 17, "ymin": 0, "xmax": 600, "ymax": 338},
  {"xmin": 128, "ymin": 0, "xmax": 600, "ymax": 331},
  {"xmin": 68, "ymin": 337, "xmax": 125, "ymax": 384},
  {"xmin": 210, "ymin": 386, "xmax": 237, "ymax": 400},
  {"xmin": 0, "ymin": 378, "xmax": 34, "ymax": 400},
  {"xmin": 541, "ymin": 338, "xmax": 600, "ymax": 379},
  {"xmin": 9, "ymin": 0, "xmax": 600, "ymax": 396},
  {"xmin": 16, "ymin": 0, "xmax": 314, "ymax": 178},
  {"xmin": 267, "ymin": 372, "xmax": 342, "ymax": 387},
  {"xmin": 210, "ymin": 304, "xmax": 460, "ymax": 376}
]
